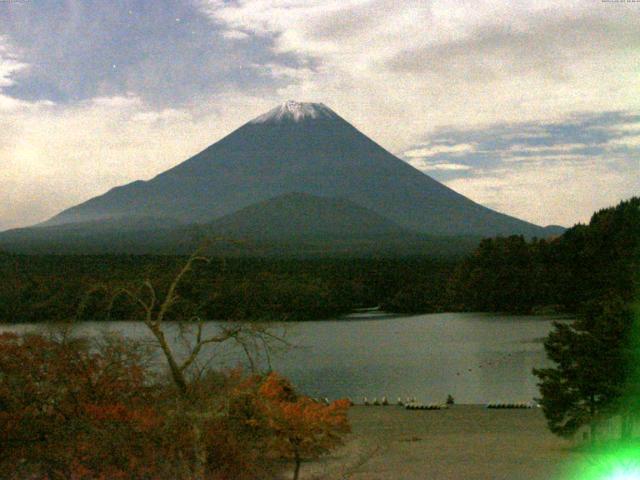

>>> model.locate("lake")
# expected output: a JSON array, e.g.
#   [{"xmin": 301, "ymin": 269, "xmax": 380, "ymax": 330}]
[{"xmin": 0, "ymin": 312, "xmax": 567, "ymax": 405}]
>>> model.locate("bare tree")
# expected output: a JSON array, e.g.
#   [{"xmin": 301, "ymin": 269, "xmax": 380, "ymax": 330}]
[{"xmin": 107, "ymin": 248, "xmax": 288, "ymax": 479}]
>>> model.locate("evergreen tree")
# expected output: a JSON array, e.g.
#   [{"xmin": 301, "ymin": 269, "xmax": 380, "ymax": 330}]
[{"xmin": 533, "ymin": 298, "xmax": 634, "ymax": 441}]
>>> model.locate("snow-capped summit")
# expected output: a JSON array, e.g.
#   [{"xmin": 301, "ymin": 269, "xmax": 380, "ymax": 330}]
[{"xmin": 250, "ymin": 100, "xmax": 338, "ymax": 124}]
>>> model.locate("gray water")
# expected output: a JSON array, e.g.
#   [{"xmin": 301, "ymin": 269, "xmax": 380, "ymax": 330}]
[{"xmin": 0, "ymin": 312, "xmax": 566, "ymax": 404}]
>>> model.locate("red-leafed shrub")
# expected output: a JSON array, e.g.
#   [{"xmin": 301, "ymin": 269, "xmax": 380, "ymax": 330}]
[
  {"xmin": 0, "ymin": 332, "xmax": 162, "ymax": 480},
  {"xmin": 0, "ymin": 333, "xmax": 350, "ymax": 480}
]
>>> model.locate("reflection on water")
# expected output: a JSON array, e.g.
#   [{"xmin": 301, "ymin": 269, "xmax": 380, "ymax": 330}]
[{"xmin": 0, "ymin": 312, "xmax": 569, "ymax": 404}]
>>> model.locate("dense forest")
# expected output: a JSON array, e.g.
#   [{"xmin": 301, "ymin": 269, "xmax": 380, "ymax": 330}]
[
  {"xmin": 0, "ymin": 254, "xmax": 456, "ymax": 323},
  {"xmin": 0, "ymin": 197, "xmax": 637, "ymax": 323},
  {"xmin": 448, "ymin": 197, "xmax": 639, "ymax": 314}
]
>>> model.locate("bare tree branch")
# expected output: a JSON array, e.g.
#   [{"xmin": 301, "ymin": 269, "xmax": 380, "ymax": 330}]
[{"xmin": 156, "ymin": 251, "xmax": 210, "ymax": 326}]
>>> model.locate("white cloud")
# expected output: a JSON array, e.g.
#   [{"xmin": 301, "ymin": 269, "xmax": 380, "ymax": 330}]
[
  {"xmin": 445, "ymin": 158, "xmax": 640, "ymax": 226},
  {"xmin": 505, "ymin": 143, "xmax": 587, "ymax": 153},
  {"xmin": 420, "ymin": 162, "xmax": 472, "ymax": 171},
  {"xmin": 404, "ymin": 143, "xmax": 475, "ymax": 157},
  {"xmin": 607, "ymin": 135, "xmax": 640, "ymax": 148},
  {"xmin": 0, "ymin": 93, "xmax": 29, "ymax": 112},
  {"xmin": 501, "ymin": 154, "xmax": 587, "ymax": 163},
  {"xmin": 90, "ymin": 95, "xmax": 142, "ymax": 109},
  {"xmin": 0, "ymin": 37, "xmax": 28, "ymax": 88},
  {"xmin": 201, "ymin": 0, "xmax": 640, "ymax": 152},
  {"xmin": 611, "ymin": 122, "xmax": 640, "ymax": 133},
  {"xmin": 131, "ymin": 108, "xmax": 192, "ymax": 124},
  {"xmin": 221, "ymin": 29, "xmax": 250, "ymax": 40}
]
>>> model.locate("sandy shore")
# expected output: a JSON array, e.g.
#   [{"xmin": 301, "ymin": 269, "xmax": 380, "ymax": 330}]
[{"xmin": 303, "ymin": 405, "xmax": 583, "ymax": 480}]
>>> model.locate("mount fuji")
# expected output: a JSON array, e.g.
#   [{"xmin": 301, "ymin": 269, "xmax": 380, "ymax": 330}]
[{"xmin": 1, "ymin": 101, "xmax": 563, "ymax": 253}]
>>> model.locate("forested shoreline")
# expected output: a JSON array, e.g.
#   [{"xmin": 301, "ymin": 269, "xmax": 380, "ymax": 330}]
[
  {"xmin": 0, "ymin": 254, "xmax": 456, "ymax": 323},
  {"xmin": 0, "ymin": 197, "xmax": 637, "ymax": 323},
  {"xmin": 449, "ymin": 197, "xmax": 639, "ymax": 315}
]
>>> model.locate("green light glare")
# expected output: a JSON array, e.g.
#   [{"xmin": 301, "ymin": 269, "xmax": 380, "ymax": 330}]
[
  {"xmin": 564, "ymin": 443, "xmax": 640, "ymax": 480},
  {"xmin": 567, "ymin": 301, "xmax": 640, "ymax": 480},
  {"xmin": 610, "ymin": 468, "xmax": 640, "ymax": 480}
]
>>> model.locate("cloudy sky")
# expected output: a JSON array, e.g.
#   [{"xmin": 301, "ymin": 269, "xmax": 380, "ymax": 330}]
[{"xmin": 1, "ymin": 0, "xmax": 639, "ymax": 230}]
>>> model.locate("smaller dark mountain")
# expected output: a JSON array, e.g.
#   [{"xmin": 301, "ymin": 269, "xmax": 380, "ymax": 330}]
[
  {"xmin": 207, "ymin": 192, "xmax": 407, "ymax": 240},
  {"xmin": 540, "ymin": 225, "xmax": 567, "ymax": 237}
]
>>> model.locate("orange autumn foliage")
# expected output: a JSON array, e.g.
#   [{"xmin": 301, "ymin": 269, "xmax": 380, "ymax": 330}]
[
  {"xmin": 0, "ymin": 332, "xmax": 162, "ymax": 480},
  {"xmin": 200, "ymin": 370, "xmax": 351, "ymax": 480},
  {"xmin": 257, "ymin": 373, "xmax": 351, "ymax": 478},
  {"xmin": 0, "ymin": 333, "xmax": 350, "ymax": 480}
]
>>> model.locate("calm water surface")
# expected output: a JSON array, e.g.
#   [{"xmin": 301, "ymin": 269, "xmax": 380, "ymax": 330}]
[{"xmin": 0, "ymin": 312, "xmax": 568, "ymax": 404}]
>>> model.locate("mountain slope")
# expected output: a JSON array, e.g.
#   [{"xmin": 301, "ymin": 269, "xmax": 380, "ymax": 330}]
[
  {"xmin": 41, "ymin": 100, "xmax": 555, "ymax": 237},
  {"xmin": 0, "ymin": 217, "xmax": 186, "ymax": 254}
]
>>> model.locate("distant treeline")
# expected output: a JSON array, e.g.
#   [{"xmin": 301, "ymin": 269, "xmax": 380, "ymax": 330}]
[
  {"xmin": 0, "ymin": 254, "xmax": 455, "ymax": 323},
  {"xmin": 1, "ymin": 197, "xmax": 637, "ymax": 322}
]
